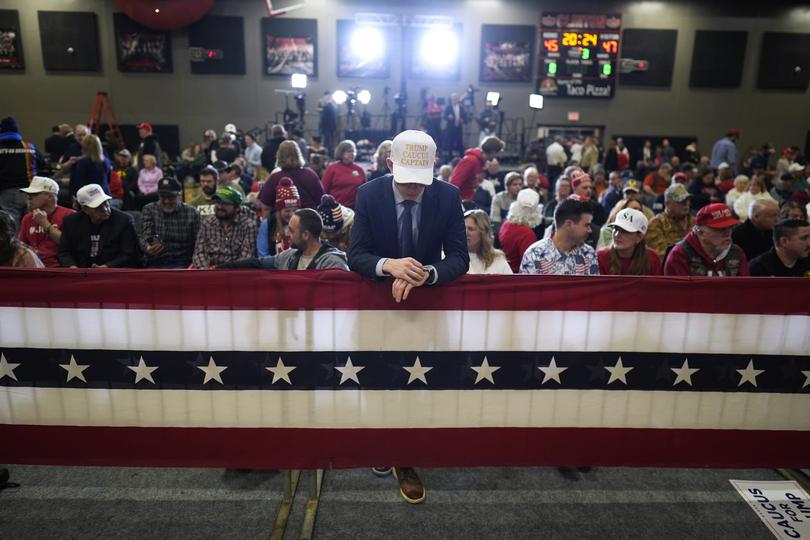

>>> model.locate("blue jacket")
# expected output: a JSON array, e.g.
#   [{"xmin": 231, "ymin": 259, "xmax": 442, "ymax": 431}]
[
  {"xmin": 0, "ymin": 132, "xmax": 41, "ymax": 190},
  {"xmin": 70, "ymin": 155, "xmax": 112, "ymax": 197},
  {"xmin": 710, "ymin": 137, "xmax": 737, "ymax": 173},
  {"xmin": 349, "ymin": 175, "xmax": 469, "ymax": 286}
]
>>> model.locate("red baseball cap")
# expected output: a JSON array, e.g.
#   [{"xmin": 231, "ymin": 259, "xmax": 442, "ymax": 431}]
[
  {"xmin": 570, "ymin": 169, "xmax": 591, "ymax": 188},
  {"xmin": 695, "ymin": 203, "xmax": 739, "ymax": 228},
  {"xmin": 566, "ymin": 193, "xmax": 591, "ymax": 203},
  {"xmin": 136, "ymin": 122, "xmax": 152, "ymax": 131}
]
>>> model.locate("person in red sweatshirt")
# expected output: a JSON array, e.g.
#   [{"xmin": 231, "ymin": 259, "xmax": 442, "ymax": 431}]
[
  {"xmin": 449, "ymin": 136, "xmax": 504, "ymax": 201},
  {"xmin": 499, "ymin": 188, "xmax": 542, "ymax": 273},
  {"xmin": 322, "ymin": 139, "xmax": 365, "ymax": 208},
  {"xmin": 664, "ymin": 202, "xmax": 748, "ymax": 276}
]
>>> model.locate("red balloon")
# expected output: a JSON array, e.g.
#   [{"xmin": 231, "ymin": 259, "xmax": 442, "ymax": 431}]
[{"xmin": 113, "ymin": 0, "xmax": 214, "ymax": 30}]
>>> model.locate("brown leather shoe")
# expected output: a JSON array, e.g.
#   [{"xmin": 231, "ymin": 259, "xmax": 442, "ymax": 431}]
[{"xmin": 393, "ymin": 467, "xmax": 426, "ymax": 504}]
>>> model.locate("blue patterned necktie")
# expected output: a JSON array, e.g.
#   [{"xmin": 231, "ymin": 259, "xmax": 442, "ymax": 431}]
[{"xmin": 400, "ymin": 200, "xmax": 416, "ymax": 258}]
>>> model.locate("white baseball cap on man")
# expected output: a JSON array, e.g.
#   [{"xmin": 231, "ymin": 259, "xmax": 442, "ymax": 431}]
[
  {"xmin": 390, "ymin": 130, "xmax": 436, "ymax": 186},
  {"xmin": 610, "ymin": 208, "xmax": 649, "ymax": 235},
  {"xmin": 20, "ymin": 176, "xmax": 59, "ymax": 195},
  {"xmin": 76, "ymin": 184, "xmax": 112, "ymax": 208}
]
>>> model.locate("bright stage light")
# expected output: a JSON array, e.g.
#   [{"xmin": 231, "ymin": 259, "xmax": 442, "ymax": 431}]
[
  {"xmin": 332, "ymin": 90, "xmax": 348, "ymax": 104},
  {"xmin": 291, "ymin": 73, "xmax": 307, "ymax": 89},
  {"xmin": 529, "ymin": 94, "xmax": 544, "ymax": 109},
  {"xmin": 357, "ymin": 90, "xmax": 371, "ymax": 104},
  {"xmin": 350, "ymin": 26, "xmax": 385, "ymax": 61},
  {"xmin": 419, "ymin": 27, "xmax": 458, "ymax": 67},
  {"xmin": 486, "ymin": 91, "xmax": 500, "ymax": 106}
]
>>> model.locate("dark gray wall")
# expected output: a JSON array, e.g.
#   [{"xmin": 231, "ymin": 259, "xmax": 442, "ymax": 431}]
[{"xmin": 5, "ymin": 0, "xmax": 810, "ymax": 159}]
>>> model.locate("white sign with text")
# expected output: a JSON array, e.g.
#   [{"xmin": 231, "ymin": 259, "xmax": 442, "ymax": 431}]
[{"xmin": 730, "ymin": 480, "xmax": 810, "ymax": 539}]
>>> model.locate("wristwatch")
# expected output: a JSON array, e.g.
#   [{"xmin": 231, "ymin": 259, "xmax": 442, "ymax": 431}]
[{"xmin": 426, "ymin": 266, "xmax": 437, "ymax": 284}]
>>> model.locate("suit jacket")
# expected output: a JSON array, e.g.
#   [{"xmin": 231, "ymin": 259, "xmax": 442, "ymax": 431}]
[
  {"xmin": 349, "ymin": 175, "xmax": 469, "ymax": 285},
  {"xmin": 444, "ymin": 103, "xmax": 467, "ymax": 128},
  {"xmin": 58, "ymin": 208, "xmax": 140, "ymax": 268}
]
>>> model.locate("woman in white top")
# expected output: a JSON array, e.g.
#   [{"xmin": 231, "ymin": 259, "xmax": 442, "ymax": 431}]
[
  {"xmin": 725, "ymin": 174, "xmax": 749, "ymax": 210},
  {"xmin": 464, "ymin": 209, "xmax": 513, "ymax": 274},
  {"xmin": 733, "ymin": 175, "xmax": 776, "ymax": 221}
]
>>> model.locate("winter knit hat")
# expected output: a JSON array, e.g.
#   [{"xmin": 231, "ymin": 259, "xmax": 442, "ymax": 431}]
[
  {"xmin": 275, "ymin": 177, "xmax": 301, "ymax": 210},
  {"xmin": 317, "ymin": 194, "xmax": 344, "ymax": 232},
  {"xmin": 0, "ymin": 117, "xmax": 19, "ymax": 133}
]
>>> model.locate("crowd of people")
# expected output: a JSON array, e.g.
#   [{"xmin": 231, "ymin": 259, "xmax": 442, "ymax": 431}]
[
  {"xmin": 1, "ymin": 113, "xmax": 810, "ymax": 503},
  {"xmin": 1, "ymin": 115, "xmax": 808, "ymax": 279}
]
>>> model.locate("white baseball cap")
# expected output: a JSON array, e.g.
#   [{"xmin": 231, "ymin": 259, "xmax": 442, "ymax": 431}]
[
  {"xmin": 717, "ymin": 162, "xmax": 730, "ymax": 170},
  {"xmin": 610, "ymin": 208, "xmax": 648, "ymax": 234},
  {"xmin": 76, "ymin": 184, "xmax": 112, "ymax": 208},
  {"xmin": 390, "ymin": 130, "xmax": 436, "ymax": 186},
  {"xmin": 224, "ymin": 123, "xmax": 237, "ymax": 134},
  {"xmin": 20, "ymin": 176, "xmax": 59, "ymax": 195}
]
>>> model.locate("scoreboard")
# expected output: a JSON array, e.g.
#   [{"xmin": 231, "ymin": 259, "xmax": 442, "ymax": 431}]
[{"xmin": 538, "ymin": 12, "xmax": 622, "ymax": 99}]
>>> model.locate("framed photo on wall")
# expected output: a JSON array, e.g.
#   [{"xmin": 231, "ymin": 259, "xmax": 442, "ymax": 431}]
[
  {"xmin": 480, "ymin": 24, "xmax": 535, "ymax": 82},
  {"xmin": 113, "ymin": 13, "xmax": 172, "ymax": 73},
  {"xmin": 38, "ymin": 11, "xmax": 101, "ymax": 72},
  {"xmin": 0, "ymin": 10, "xmax": 24, "ymax": 70},
  {"xmin": 262, "ymin": 17, "xmax": 317, "ymax": 77},
  {"xmin": 336, "ymin": 20, "xmax": 390, "ymax": 78}
]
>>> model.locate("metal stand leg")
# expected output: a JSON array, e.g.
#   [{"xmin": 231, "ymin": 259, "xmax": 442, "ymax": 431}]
[
  {"xmin": 270, "ymin": 470, "xmax": 300, "ymax": 540},
  {"xmin": 299, "ymin": 469, "xmax": 324, "ymax": 540}
]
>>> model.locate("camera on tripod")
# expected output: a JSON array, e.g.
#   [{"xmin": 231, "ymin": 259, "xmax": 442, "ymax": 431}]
[
  {"xmin": 393, "ymin": 92, "xmax": 407, "ymax": 112},
  {"xmin": 345, "ymin": 90, "xmax": 358, "ymax": 116},
  {"xmin": 462, "ymin": 84, "xmax": 479, "ymax": 108}
]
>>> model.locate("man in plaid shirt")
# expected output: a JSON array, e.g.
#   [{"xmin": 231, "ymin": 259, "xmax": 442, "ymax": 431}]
[
  {"xmin": 141, "ymin": 177, "xmax": 201, "ymax": 268},
  {"xmin": 520, "ymin": 196, "xmax": 599, "ymax": 275},
  {"xmin": 191, "ymin": 185, "xmax": 258, "ymax": 268}
]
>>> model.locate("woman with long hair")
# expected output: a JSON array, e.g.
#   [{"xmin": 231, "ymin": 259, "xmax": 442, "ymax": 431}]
[
  {"xmin": 258, "ymin": 140, "xmax": 324, "ymax": 209},
  {"xmin": 317, "ymin": 194, "xmax": 355, "ymax": 252},
  {"xmin": 596, "ymin": 208, "xmax": 661, "ymax": 275},
  {"xmin": 597, "ymin": 198, "xmax": 643, "ymax": 248},
  {"xmin": 464, "ymin": 209, "xmax": 512, "ymax": 274},
  {"xmin": 733, "ymin": 175, "xmax": 775, "ymax": 221},
  {"xmin": 69, "ymin": 133, "xmax": 111, "ymax": 199},
  {"xmin": 781, "ymin": 200, "xmax": 808, "ymax": 222},
  {"xmin": 499, "ymin": 189, "xmax": 542, "ymax": 273},
  {"xmin": 367, "ymin": 140, "xmax": 393, "ymax": 181},
  {"xmin": 257, "ymin": 177, "xmax": 301, "ymax": 257},
  {"xmin": 321, "ymin": 140, "xmax": 365, "ymax": 208},
  {"xmin": 0, "ymin": 211, "xmax": 43, "ymax": 268}
]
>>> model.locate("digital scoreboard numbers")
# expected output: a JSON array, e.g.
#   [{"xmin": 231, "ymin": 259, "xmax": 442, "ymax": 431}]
[{"xmin": 538, "ymin": 12, "xmax": 622, "ymax": 99}]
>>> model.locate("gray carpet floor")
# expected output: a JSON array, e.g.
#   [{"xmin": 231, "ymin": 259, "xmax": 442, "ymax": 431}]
[{"xmin": 0, "ymin": 465, "xmax": 786, "ymax": 539}]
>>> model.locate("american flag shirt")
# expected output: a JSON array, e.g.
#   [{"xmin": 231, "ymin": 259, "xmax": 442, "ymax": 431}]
[{"xmin": 519, "ymin": 237, "xmax": 600, "ymax": 275}]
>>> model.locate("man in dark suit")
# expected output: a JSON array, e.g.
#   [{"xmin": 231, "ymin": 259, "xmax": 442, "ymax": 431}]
[
  {"xmin": 58, "ymin": 183, "xmax": 139, "ymax": 268},
  {"xmin": 350, "ymin": 129, "xmax": 469, "ymax": 303},
  {"xmin": 348, "ymin": 130, "xmax": 468, "ymax": 504},
  {"xmin": 443, "ymin": 93, "xmax": 467, "ymax": 159}
]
